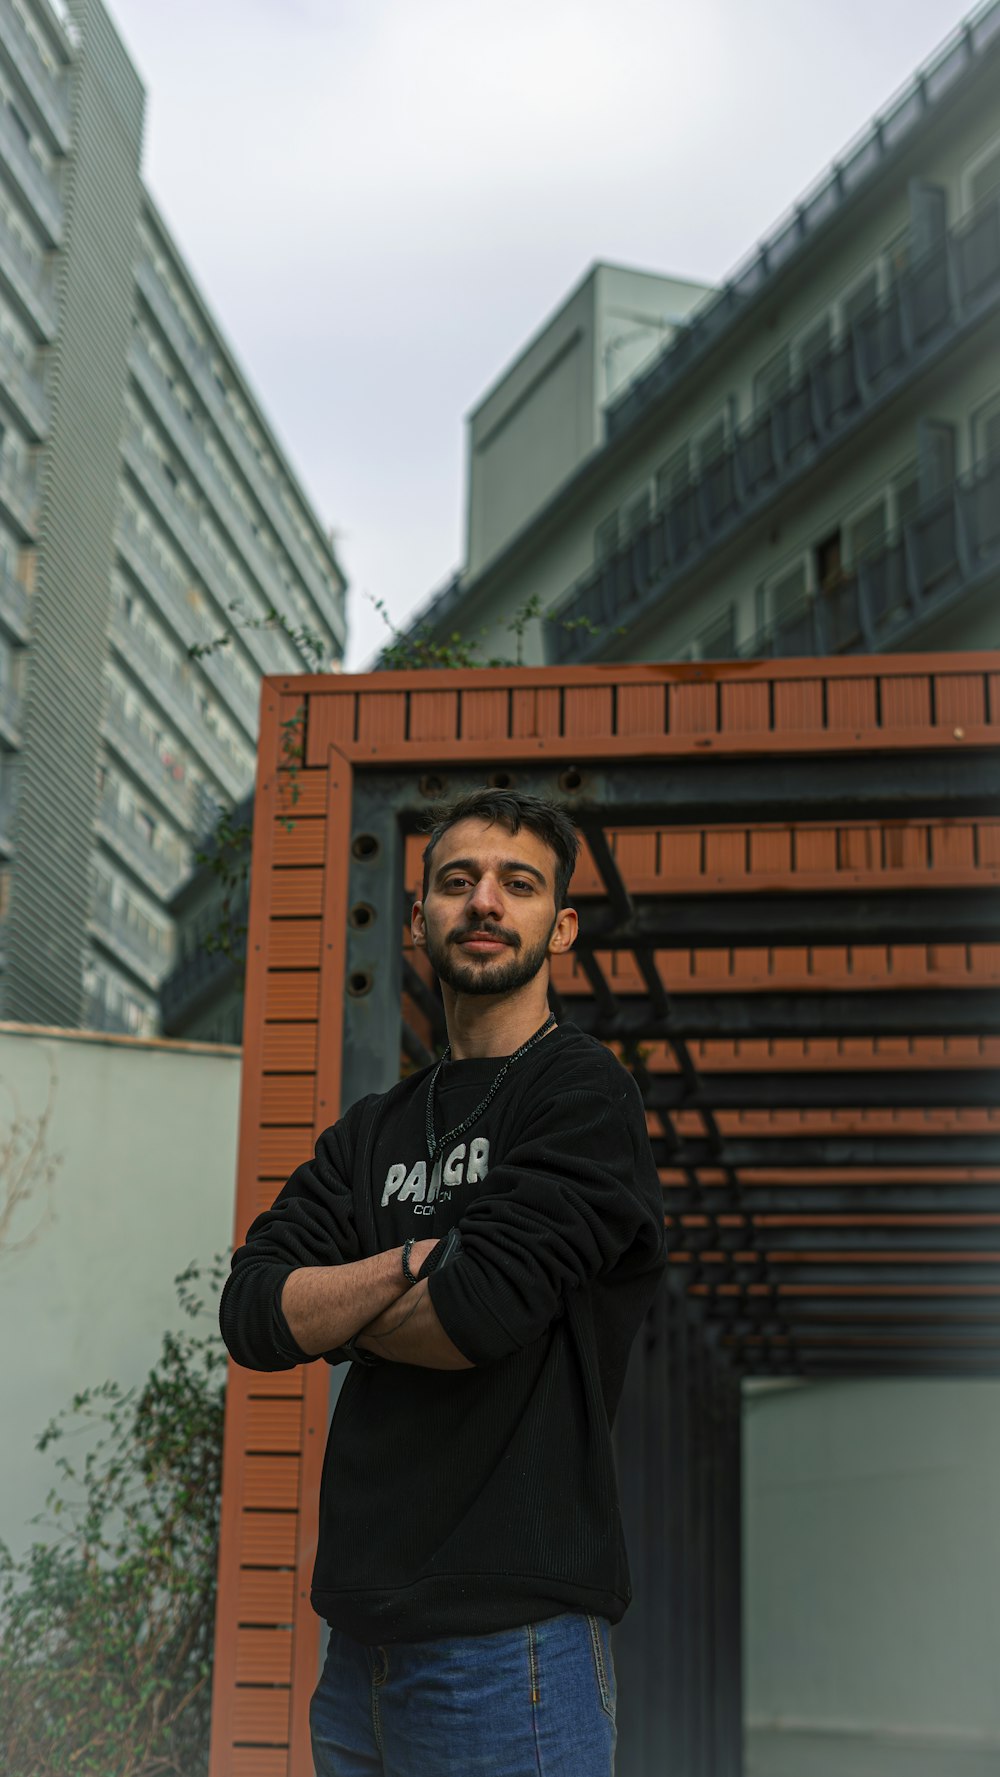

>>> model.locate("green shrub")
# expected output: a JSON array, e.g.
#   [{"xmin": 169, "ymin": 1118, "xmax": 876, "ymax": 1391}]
[{"xmin": 0, "ymin": 1258, "xmax": 227, "ymax": 1777}]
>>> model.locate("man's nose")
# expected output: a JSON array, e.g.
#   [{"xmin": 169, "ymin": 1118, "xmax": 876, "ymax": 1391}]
[{"xmin": 468, "ymin": 875, "xmax": 504, "ymax": 918}]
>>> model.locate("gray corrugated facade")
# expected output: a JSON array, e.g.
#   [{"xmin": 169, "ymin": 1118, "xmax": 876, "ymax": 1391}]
[{"xmin": 0, "ymin": 0, "xmax": 346, "ymax": 1040}]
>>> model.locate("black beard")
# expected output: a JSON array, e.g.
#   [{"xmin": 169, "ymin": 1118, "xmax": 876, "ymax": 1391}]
[{"xmin": 425, "ymin": 917, "xmax": 557, "ymax": 999}]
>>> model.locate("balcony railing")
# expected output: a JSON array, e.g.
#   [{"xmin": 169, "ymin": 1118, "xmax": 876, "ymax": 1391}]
[
  {"xmin": 94, "ymin": 792, "xmax": 188, "ymax": 898},
  {"xmin": 552, "ymin": 194, "xmax": 1000, "ymax": 663},
  {"xmin": 116, "ymin": 509, "xmax": 262, "ymax": 738},
  {"xmin": 0, "ymin": 568, "xmax": 31, "ymax": 641},
  {"xmin": 0, "ymin": 454, "xmax": 37, "ymax": 538},
  {"xmin": 744, "ymin": 451, "xmax": 1000, "ymax": 659},
  {"xmin": 89, "ymin": 891, "xmax": 172, "ymax": 990},
  {"xmin": 0, "ymin": 678, "xmax": 23, "ymax": 741},
  {"xmin": 129, "ymin": 334, "xmax": 306, "ymax": 630},
  {"xmin": 159, "ymin": 882, "xmax": 248, "ymax": 1025},
  {"xmin": 0, "ymin": 329, "xmax": 47, "ymax": 438},
  {"xmin": 109, "ymin": 605, "xmax": 249, "ymax": 802},
  {"xmin": 0, "ymin": 0, "xmax": 71, "ymax": 151},
  {"xmin": 605, "ymin": 0, "xmax": 1000, "ymax": 441},
  {"xmin": 0, "ymin": 104, "xmax": 61, "ymax": 244},
  {"xmin": 82, "ymin": 992, "xmax": 150, "ymax": 1037},
  {"xmin": 0, "ymin": 206, "xmax": 57, "ymax": 338},
  {"xmin": 121, "ymin": 427, "xmax": 283, "ymax": 682},
  {"xmin": 101, "ymin": 697, "xmax": 197, "ymax": 828},
  {"xmin": 133, "ymin": 256, "xmax": 346, "ymax": 640}
]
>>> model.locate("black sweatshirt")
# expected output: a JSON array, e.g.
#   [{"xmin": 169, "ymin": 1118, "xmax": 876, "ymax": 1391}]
[{"xmin": 220, "ymin": 1019, "xmax": 667, "ymax": 1644}]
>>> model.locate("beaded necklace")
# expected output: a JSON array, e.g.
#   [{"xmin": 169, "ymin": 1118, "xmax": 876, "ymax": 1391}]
[{"xmin": 424, "ymin": 1012, "xmax": 556, "ymax": 1162}]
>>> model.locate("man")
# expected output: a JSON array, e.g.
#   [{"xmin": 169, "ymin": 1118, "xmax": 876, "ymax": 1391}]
[{"xmin": 220, "ymin": 789, "xmax": 667, "ymax": 1776}]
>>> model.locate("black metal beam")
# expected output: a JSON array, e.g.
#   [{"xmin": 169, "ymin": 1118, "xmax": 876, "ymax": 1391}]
[
  {"xmin": 575, "ymin": 886, "xmax": 1000, "ymax": 949},
  {"xmin": 663, "ymin": 1183, "xmax": 1000, "ymax": 1213},
  {"xmin": 670, "ymin": 1225, "xmax": 1000, "ymax": 1255},
  {"xmin": 672, "ymin": 1259, "xmax": 1000, "ymax": 1285},
  {"xmin": 386, "ymin": 753, "xmax": 1000, "ymax": 827},
  {"xmin": 740, "ymin": 1354, "xmax": 1000, "ymax": 1377},
  {"xmin": 655, "ymin": 1135, "xmax": 1000, "ymax": 1168},
  {"xmin": 570, "ymin": 987, "xmax": 1000, "ymax": 1041},
  {"xmin": 649, "ymin": 1069, "xmax": 1000, "ymax": 1111},
  {"xmin": 719, "ymin": 1299, "xmax": 1000, "ymax": 1326}
]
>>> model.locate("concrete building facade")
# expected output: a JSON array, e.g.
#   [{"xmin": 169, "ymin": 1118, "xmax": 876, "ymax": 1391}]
[
  {"xmin": 0, "ymin": 0, "xmax": 346, "ymax": 1046},
  {"xmin": 395, "ymin": 1, "xmax": 1000, "ymax": 672}
]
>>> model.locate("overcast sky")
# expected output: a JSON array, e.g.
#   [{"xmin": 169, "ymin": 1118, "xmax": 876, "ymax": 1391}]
[{"xmin": 108, "ymin": 0, "xmax": 975, "ymax": 668}]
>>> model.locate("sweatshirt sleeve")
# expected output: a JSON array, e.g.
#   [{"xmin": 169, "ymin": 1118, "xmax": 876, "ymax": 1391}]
[
  {"xmin": 219, "ymin": 1108, "xmax": 364, "ymax": 1372},
  {"xmin": 427, "ymin": 1072, "xmax": 666, "ymax": 1366}
]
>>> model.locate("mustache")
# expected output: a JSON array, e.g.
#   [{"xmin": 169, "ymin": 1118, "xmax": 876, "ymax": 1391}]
[{"xmin": 450, "ymin": 923, "xmax": 520, "ymax": 949}]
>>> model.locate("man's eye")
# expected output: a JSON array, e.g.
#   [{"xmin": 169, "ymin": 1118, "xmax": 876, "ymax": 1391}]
[
  {"xmin": 444, "ymin": 876, "xmax": 471, "ymax": 890},
  {"xmin": 508, "ymin": 879, "xmax": 534, "ymax": 892}
]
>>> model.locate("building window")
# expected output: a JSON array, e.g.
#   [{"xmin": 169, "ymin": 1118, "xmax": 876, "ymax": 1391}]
[
  {"xmin": 594, "ymin": 512, "xmax": 619, "ymax": 563},
  {"xmin": 964, "ymin": 136, "xmax": 1000, "ymax": 213},
  {"xmin": 972, "ymin": 391, "xmax": 1000, "ymax": 463},
  {"xmin": 753, "ymin": 346, "xmax": 791, "ymax": 412}
]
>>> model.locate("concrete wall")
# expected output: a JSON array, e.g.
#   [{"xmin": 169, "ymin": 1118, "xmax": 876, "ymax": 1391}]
[
  {"xmin": 0, "ymin": 1022, "xmax": 240, "ymax": 1558},
  {"xmin": 744, "ymin": 1377, "xmax": 1000, "ymax": 1773}
]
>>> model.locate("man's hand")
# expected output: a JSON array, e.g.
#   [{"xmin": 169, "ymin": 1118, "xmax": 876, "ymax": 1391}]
[{"xmin": 281, "ymin": 1237, "xmax": 435, "ymax": 1357}]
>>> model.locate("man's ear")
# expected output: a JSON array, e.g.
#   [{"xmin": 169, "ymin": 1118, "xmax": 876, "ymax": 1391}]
[
  {"xmin": 411, "ymin": 899, "xmax": 426, "ymax": 948},
  {"xmin": 548, "ymin": 905, "xmax": 579, "ymax": 954}
]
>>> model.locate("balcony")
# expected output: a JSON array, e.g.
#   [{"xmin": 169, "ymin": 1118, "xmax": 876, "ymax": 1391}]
[
  {"xmin": 116, "ymin": 509, "xmax": 262, "ymax": 738},
  {"xmin": 0, "ymin": 329, "xmax": 46, "ymax": 438},
  {"xmin": 552, "ymin": 194, "xmax": 1000, "ymax": 663},
  {"xmin": 605, "ymin": 2, "xmax": 999, "ymax": 441},
  {"xmin": 0, "ymin": 678, "xmax": 22, "ymax": 744},
  {"xmin": 0, "ymin": 207, "xmax": 57, "ymax": 339},
  {"xmin": 0, "ymin": 454, "xmax": 37, "ymax": 539},
  {"xmin": 109, "ymin": 604, "xmax": 249, "ymax": 802},
  {"xmin": 121, "ymin": 427, "xmax": 282, "ymax": 682},
  {"xmin": 745, "ymin": 451, "xmax": 1000, "ymax": 659},
  {"xmin": 0, "ymin": 0, "xmax": 70, "ymax": 151},
  {"xmin": 94, "ymin": 791, "xmax": 188, "ymax": 899},
  {"xmin": 134, "ymin": 256, "xmax": 346, "ymax": 641},
  {"xmin": 89, "ymin": 890, "xmax": 172, "ymax": 993},
  {"xmin": 82, "ymin": 992, "xmax": 149, "ymax": 1037},
  {"xmin": 0, "ymin": 568, "xmax": 31, "ymax": 642},
  {"xmin": 0, "ymin": 103, "xmax": 61, "ymax": 245},
  {"xmin": 0, "ymin": 768, "xmax": 16, "ymax": 848},
  {"xmin": 159, "ymin": 881, "xmax": 248, "ymax": 1028},
  {"xmin": 101, "ymin": 696, "xmax": 197, "ymax": 828},
  {"xmin": 129, "ymin": 333, "xmax": 302, "ymax": 626}
]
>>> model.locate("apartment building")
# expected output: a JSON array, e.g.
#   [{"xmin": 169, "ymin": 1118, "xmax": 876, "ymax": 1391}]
[
  {"xmin": 395, "ymin": 1, "xmax": 1000, "ymax": 671},
  {"xmin": 0, "ymin": 0, "xmax": 346, "ymax": 1040}
]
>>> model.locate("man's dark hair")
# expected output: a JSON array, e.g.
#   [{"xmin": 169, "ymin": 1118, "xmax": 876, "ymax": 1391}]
[{"xmin": 420, "ymin": 790, "xmax": 580, "ymax": 912}]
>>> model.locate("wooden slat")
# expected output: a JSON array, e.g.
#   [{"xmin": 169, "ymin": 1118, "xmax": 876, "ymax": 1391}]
[
  {"xmin": 261, "ymin": 1024, "xmax": 318, "ymax": 1073},
  {"xmin": 238, "ymin": 1568, "xmax": 297, "ymax": 1625},
  {"xmin": 231, "ymin": 1688, "xmax": 291, "ymax": 1744},
  {"xmin": 246, "ymin": 1398, "xmax": 303, "ymax": 1451},
  {"xmin": 237, "ymin": 1628, "xmax": 294, "ymax": 1685},
  {"xmin": 238, "ymin": 1511, "xmax": 299, "ymax": 1568},
  {"xmin": 243, "ymin": 1456, "xmax": 300, "ymax": 1511},
  {"xmin": 265, "ymin": 973, "xmax": 320, "ymax": 1020}
]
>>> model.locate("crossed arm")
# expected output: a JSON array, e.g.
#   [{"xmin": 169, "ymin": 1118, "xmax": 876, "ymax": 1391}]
[{"xmin": 279, "ymin": 1240, "xmax": 474, "ymax": 1370}]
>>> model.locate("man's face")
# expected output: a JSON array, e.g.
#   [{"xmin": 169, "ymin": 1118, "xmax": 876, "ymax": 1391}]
[{"xmin": 412, "ymin": 818, "xmax": 577, "ymax": 998}]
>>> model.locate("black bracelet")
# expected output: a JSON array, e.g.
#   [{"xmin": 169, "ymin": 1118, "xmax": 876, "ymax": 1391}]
[{"xmin": 401, "ymin": 1236, "xmax": 420, "ymax": 1286}]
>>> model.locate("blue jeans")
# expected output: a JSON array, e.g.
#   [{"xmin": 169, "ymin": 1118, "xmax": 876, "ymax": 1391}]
[{"xmin": 309, "ymin": 1611, "xmax": 618, "ymax": 1776}]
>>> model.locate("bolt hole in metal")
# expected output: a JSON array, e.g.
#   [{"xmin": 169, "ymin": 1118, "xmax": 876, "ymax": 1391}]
[
  {"xmin": 348, "ymin": 902, "xmax": 376, "ymax": 930},
  {"xmin": 351, "ymin": 832, "xmax": 381, "ymax": 862},
  {"xmin": 347, "ymin": 969, "xmax": 374, "ymax": 998},
  {"xmin": 487, "ymin": 770, "xmax": 514, "ymax": 790},
  {"xmin": 558, "ymin": 767, "xmax": 583, "ymax": 793},
  {"xmin": 419, "ymin": 774, "xmax": 446, "ymax": 798}
]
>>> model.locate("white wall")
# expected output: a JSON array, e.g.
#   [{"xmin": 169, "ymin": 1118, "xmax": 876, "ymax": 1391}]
[
  {"xmin": 0, "ymin": 1023, "xmax": 241, "ymax": 1558},
  {"xmin": 745, "ymin": 1376, "xmax": 1000, "ymax": 1769}
]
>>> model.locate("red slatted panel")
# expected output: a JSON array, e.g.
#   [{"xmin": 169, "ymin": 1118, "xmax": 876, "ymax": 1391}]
[
  {"xmin": 213, "ymin": 656, "xmax": 1000, "ymax": 1777},
  {"xmin": 409, "ymin": 689, "xmax": 460, "ymax": 741}
]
